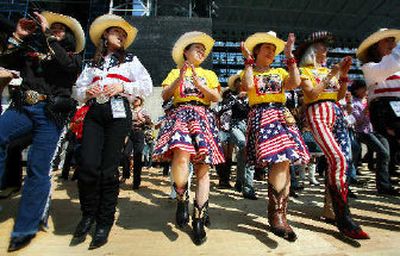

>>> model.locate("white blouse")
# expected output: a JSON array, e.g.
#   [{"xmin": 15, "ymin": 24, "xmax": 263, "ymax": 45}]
[
  {"xmin": 74, "ymin": 54, "xmax": 153, "ymax": 103},
  {"xmin": 361, "ymin": 44, "xmax": 400, "ymax": 102}
]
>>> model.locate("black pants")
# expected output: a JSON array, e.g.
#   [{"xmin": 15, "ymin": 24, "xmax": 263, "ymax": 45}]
[
  {"xmin": 78, "ymin": 101, "xmax": 131, "ymax": 226},
  {"xmin": 122, "ymin": 130, "xmax": 144, "ymax": 187}
]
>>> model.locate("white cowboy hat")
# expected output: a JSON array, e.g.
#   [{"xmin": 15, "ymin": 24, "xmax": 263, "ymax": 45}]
[
  {"xmin": 89, "ymin": 14, "xmax": 138, "ymax": 49},
  {"xmin": 227, "ymin": 73, "xmax": 241, "ymax": 91},
  {"xmin": 41, "ymin": 11, "xmax": 85, "ymax": 53},
  {"xmin": 356, "ymin": 28, "xmax": 400, "ymax": 63},
  {"xmin": 172, "ymin": 31, "xmax": 215, "ymax": 67},
  {"xmin": 244, "ymin": 31, "xmax": 285, "ymax": 56}
]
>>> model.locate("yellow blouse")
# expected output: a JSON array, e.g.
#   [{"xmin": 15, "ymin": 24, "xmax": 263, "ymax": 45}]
[
  {"xmin": 241, "ymin": 68, "xmax": 288, "ymax": 106},
  {"xmin": 162, "ymin": 67, "xmax": 220, "ymax": 106},
  {"xmin": 300, "ymin": 65, "xmax": 339, "ymax": 104}
]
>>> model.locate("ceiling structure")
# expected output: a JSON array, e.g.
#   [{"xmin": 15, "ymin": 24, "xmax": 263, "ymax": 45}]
[{"xmin": 211, "ymin": 0, "xmax": 400, "ymax": 47}]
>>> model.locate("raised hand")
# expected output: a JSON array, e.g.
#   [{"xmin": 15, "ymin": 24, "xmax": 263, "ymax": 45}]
[
  {"xmin": 284, "ymin": 33, "xmax": 296, "ymax": 58},
  {"xmin": 33, "ymin": 12, "xmax": 49, "ymax": 32},
  {"xmin": 179, "ymin": 61, "xmax": 190, "ymax": 80},
  {"xmin": 339, "ymin": 56, "xmax": 352, "ymax": 75},
  {"xmin": 240, "ymin": 41, "xmax": 253, "ymax": 60},
  {"xmin": 15, "ymin": 18, "xmax": 37, "ymax": 39}
]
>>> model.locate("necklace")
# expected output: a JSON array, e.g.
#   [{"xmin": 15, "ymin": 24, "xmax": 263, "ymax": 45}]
[{"xmin": 253, "ymin": 65, "xmax": 270, "ymax": 73}]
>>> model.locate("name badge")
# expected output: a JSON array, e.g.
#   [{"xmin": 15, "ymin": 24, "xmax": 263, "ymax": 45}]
[
  {"xmin": 389, "ymin": 101, "xmax": 400, "ymax": 117},
  {"xmin": 110, "ymin": 98, "xmax": 127, "ymax": 118}
]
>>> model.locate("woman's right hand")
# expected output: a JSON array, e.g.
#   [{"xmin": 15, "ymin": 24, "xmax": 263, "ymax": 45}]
[
  {"xmin": 15, "ymin": 18, "xmax": 37, "ymax": 39},
  {"xmin": 85, "ymin": 84, "xmax": 102, "ymax": 99},
  {"xmin": 179, "ymin": 61, "xmax": 190, "ymax": 80},
  {"xmin": 240, "ymin": 42, "xmax": 253, "ymax": 60}
]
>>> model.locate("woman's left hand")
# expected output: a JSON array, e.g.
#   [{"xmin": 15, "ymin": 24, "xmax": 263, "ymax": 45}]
[
  {"xmin": 33, "ymin": 12, "xmax": 49, "ymax": 33},
  {"xmin": 189, "ymin": 64, "xmax": 202, "ymax": 88},
  {"xmin": 339, "ymin": 56, "xmax": 352, "ymax": 75},
  {"xmin": 104, "ymin": 83, "xmax": 124, "ymax": 97},
  {"xmin": 284, "ymin": 33, "xmax": 296, "ymax": 59}
]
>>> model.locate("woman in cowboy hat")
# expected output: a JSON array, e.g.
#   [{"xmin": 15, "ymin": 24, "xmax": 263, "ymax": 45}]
[
  {"xmin": 152, "ymin": 31, "xmax": 223, "ymax": 245},
  {"xmin": 357, "ymin": 28, "xmax": 400, "ymax": 196},
  {"xmin": 0, "ymin": 11, "xmax": 84, "ymax": 252},
  {"xmin": 72, "ymin": 14, "xmax": 152, "ymax": 250},
  {"xmin": 241, "ymin": 31, "xmax": 309, "ymax": 242},
  {"xmin": 297, "ymin": 31, "xmax": 369, "ymax": 239}
]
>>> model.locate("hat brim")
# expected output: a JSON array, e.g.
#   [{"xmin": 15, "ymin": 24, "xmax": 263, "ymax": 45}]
[
  {"xmin": 227, "ymin": 74, "xmax": 241, "ymax": 91},
  {"xmin": 89, "ymin": 14, "xmax": 138, "ymax": 49},
  {"xmin": 244, "ymin": 33, "xmax": 285, "ymax": 56},
  {"xmin": 41, "ymin": 11, "xmax": 85, "ymax": 53},
  {"xmin": 172, "ymin": 31, "xmax": 215, "ymax": 67},
  {"xmin": 357, "ymin": 29, "xmax": 400, "ymax": 62}
]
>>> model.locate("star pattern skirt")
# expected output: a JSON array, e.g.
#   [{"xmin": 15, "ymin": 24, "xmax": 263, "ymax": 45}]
[
  {"xmin": 246, "ymin": 104, "xmax": 310, "ymax": 168},
  {"xmin": 153, "ymin": 104, "xmax": 225, "ymax": 165}
]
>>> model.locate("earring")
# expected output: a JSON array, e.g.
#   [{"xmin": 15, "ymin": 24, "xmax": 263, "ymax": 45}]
[{"xmin": 104, "ymin": 39, "xmax": 108, "ymax": 47}]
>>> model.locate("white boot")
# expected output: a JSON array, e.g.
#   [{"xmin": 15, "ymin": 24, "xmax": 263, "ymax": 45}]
[{"xmin": 308, "ymin": 163, "xmax": 320, "ymax": 185}]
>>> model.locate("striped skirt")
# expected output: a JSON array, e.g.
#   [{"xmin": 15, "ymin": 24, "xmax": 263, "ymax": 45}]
[
  {"xmin": 152, "ymin": 104, "xmax": 225, "ymax": 165},
  {"xmin": 246, "ymin": 104, "xmax": 310, "ymax": 168}
]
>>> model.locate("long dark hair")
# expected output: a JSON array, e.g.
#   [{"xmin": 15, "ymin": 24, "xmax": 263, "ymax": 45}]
[
  {"xmin": 364, "ymin": 42, "xmax": 381, "ymax": 63},
  {"xmin": 93, "ymin": 27, "xmax": 126, "ymax": 66}
]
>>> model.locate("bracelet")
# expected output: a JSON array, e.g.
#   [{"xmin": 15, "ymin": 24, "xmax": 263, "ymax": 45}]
[
  {"xmin": 244, "ymin": 58, "xmax": 255, "ymax": 66},
  {"xmin": 339, "ymin": 76, "xmax": 350, "ymax": 83},
  {"xmin": 285, "ymin": 57, "xmax": 297, "ymax": 67}
]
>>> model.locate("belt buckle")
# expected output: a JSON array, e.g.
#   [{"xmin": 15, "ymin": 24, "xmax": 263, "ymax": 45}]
[{"xmin": 25, "ymin": 90, "xmax": 40, "ymax": 105}]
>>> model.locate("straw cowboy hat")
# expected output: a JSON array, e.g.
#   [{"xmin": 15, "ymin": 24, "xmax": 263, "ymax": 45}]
[
  {"xmin": 172, "ymin": 31, "xmax": 215, "ymax": 67},
  {"xmin": 356, "ymin": 28, "xmax": 400, "ymax": 63},
  {"xmin": 89, "ymin": 14, "xmax": 138, "ymax": 49},
  {"xmin": 227, "ymin": 73, "xmax": 241, "ymax": 91},
  {"xmin": 244, "ymin": 31, "xmax": 285, "ymax": 56},
  {"xmin": 41, "ymin": 11, "xmax": 85, "ymax": 53},
  {"xmin": 294, "ymin": 31, "xmax": 334, "ymax": 61}
]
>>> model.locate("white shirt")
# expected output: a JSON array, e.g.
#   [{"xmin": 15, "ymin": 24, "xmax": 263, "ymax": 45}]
[
  {"xmin": 74, "ymin": 54, "xmax": 153, "ymax": 103},
  {"xmin": 361, "ymin": 44, "xmax": 400, "ymax": 102}
]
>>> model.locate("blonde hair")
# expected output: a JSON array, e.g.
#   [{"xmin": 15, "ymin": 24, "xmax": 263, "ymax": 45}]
[{"xmin": 299, "ymin": 45, "xmax": 316, "ymax": 67}]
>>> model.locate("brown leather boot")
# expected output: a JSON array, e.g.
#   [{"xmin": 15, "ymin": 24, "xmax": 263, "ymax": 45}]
[
  {"xmin": 322, "ymin": 187, "xmax": 336, "ymax": 224},
  {"xmin": 268, "ymin": 183, "xmax": 297, "ymax": 242}
]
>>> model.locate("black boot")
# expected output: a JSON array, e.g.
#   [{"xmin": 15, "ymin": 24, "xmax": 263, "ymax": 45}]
[
  {"xmin": 192, "ymin": 200, "xmax": 208, "ymax": 245},
  {"xmin": 174, "ymin": 183, "xmax": 189, "ymax": 228},
  {"xmin": 89, "ymin": 225, "xmax": 112, "ymax": 250},
  {"xmin": 8, "ymin": 234, "xmax": 35, "ymax": 252},
  {"xmin": 70, "ymin": 216, "xmax": 95, "ymax": 246}
]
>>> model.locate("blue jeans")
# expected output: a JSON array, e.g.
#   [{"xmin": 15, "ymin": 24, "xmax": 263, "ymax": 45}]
[
  {"xmin": 347, "ymin": 129, "xmax": 359, "ymax": 182},
  {"xmin": 358, "ymin": 132, "xmax": 392, "ymax": 190},
  {"xmin": 0, "ymin": 103, "xmax": 61, "ymax": 238},
  {"xmin": 230, "ymin": 119, "xmax": 254, "ymax": 194}
]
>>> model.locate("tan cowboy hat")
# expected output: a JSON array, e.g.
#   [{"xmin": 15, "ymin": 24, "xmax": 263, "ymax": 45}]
[
  {"xmin": 41, "ymin": 11, "xmax": 85, "ymax": 53},
  {"xmin": 89, "ymin": 14, "xmax": 138, "ymax": 49},
  {"xmin": 172, "ymin": 31, "xmax": 215, "ymax": 67},
  {"xmin": 244, "ymin": 31, "xmax": 285, "ymax": 56},
  {"xmin": 227, "ymin": 73, "xmax": 241, "ymax": 91},
  {"xmin": 357, "ymin": 28, "xmax": 400, "ymax": 63}
]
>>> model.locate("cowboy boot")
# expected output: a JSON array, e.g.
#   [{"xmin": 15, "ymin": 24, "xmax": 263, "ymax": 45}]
[
  {"xmin": 328, "ymin": 186, "xmax": 369, "ymax": 239},
  {"xmin": 268, "ymin": 183, "xmax": 297, "ymax": 242},
  {"xmin": 174, "ymin": 183, "xmax": 189, "ymax": 228},
  {"xmin": 70, "ymin": 215, "xmax": 95, "ymax": 246},
  {"xmin": 309, "ymin": 163, "xmax": 320, "ymax": 185},
  {"xmin": 322, "ymin": 187, "xmax": 336, "ymax": 224},
  {"xmin": 192, "ymin": 200, "xmax": 208, "ymax": 245}
]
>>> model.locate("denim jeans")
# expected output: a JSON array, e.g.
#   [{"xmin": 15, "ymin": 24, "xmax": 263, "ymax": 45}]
[
  {"xmin": 0, "ymin": 103, "xmax": 61, "ymax": 238},
  {"xmin": 357, "ymin": 132, "xmax": 392, "ymax": 190},
  {"xmin": 230, "ymin": 119, "xmax": 254, "ymax": 194}
]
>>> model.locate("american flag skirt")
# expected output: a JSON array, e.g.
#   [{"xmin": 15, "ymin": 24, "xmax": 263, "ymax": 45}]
[
  {"xmin": 306, "ymin": 101, "xmax": 352, "ymax": 200},
  {"xmin": 246, "ymin": 105, "xmax": 310, "ymax": 168},
  {"xmin": 152, "ymin": 104, "xmax": 225, "ymax": 165}
]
